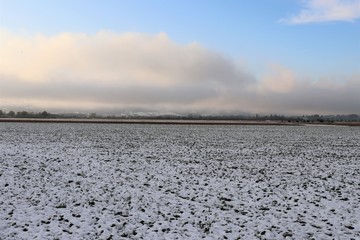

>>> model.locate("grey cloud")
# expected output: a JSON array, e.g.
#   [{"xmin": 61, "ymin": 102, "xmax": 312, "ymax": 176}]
[
  {"xmin": 0, "ymin": 78, "xmax": 218, "ymax": 104},
  {"xmin": 243, "ymin": 77, "xmax": 360, "ymax": 114},
  {"xmin": 2, "ymin": 73, "xmax": 359, "ymax": 115}
]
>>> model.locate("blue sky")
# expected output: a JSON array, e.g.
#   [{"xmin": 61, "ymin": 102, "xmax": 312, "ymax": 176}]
[{"xmin": 0, "ymin": 0, "xmax": 359, "ymax": 114}]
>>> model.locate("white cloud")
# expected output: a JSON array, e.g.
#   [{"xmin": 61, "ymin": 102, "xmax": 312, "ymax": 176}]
[{"xmin": 281, "ymin": 0, "xmax": 360, "ymax": 24}]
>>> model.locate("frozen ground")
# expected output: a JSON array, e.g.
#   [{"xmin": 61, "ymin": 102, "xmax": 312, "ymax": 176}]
[{"xmin": 0, "ymin": 123, "xmax": 359, "ymax": 239}]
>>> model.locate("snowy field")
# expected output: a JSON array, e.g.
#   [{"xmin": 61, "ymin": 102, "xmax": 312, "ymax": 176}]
[{"xmin": 0, "ymin": 123, "xmax": 359, "ymax": 239}]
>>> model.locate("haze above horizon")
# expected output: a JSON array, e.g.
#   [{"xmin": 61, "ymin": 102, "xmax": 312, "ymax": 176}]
[{"xmin": 1, "ymin": 0, "xmax": 359, "ymax": 115}]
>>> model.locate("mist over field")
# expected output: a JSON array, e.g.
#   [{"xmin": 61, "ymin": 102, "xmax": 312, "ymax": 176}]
[{"xmin": 1, "ymin": 30, "xmax": 359, "ymax": 115}]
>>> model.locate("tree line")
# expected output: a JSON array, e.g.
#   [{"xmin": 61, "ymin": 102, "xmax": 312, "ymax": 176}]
[
  {"xmin": 0, "ymin": 109, "xmax": 359, "ymax": 122},
  {"xmin": 0, "ymin": 110, "xmax": 51, "ymax": 118}
]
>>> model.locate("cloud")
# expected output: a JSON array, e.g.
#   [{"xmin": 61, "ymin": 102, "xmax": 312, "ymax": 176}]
[
  {"xmin": 0, "ymin": 30, "xmax": 252, "ymax": 111},
  {"xmin": 0, "ymin": 30, "xmax": 359, "ymax": 115},
  {"xmin": 281, "ymin": 0, "xmax": 360, "ymax": 24},
  {"xmin": 252, "ymin": 74, "xmax": 360, "ymax": 114},
  {"xmin": 258, "ymin": 64, "xmax": 296, "ymax": 93}
]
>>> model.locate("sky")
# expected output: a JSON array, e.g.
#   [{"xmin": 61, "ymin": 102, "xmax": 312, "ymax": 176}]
[{"xmin": 0, "ymin": 0, "xmax": 359, "ymax": 115}]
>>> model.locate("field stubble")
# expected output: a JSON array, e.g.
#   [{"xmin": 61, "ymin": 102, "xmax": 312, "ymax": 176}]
[{"xmin": 0, "ymin": 123, "xmax": 359, "ymax": 239}]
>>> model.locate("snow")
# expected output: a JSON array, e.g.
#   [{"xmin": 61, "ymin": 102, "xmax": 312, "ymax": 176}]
[{"xmin": 0, "ymin": 123, "xmax": 359, "ymax": 239}]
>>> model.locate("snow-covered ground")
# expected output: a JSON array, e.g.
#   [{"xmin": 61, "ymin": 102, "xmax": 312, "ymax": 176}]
[{"xmin": 0, "ymin": 123, "xmax": 359, "ymax": 239}]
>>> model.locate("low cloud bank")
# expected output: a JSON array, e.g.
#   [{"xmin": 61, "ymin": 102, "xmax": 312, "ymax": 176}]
[{"xmin": 0, "ymin": 30, "xmax": 359, "ymax": 114}]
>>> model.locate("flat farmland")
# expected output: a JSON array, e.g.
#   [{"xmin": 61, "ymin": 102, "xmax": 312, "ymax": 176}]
[{"xmin": 0, "ymin": 123, "xmax": 359, "ymax": 239}]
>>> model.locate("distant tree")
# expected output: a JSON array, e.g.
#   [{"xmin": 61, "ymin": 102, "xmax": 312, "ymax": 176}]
[
  {"xmin": 16, "ymin": 111, "xmax": 29, "ymax": 118},
  {"xmin": 7, "ymin": 111, "xmax": 15, "ymax": 118},
  {"xmin": 89, "ymin": 113, "xmax": 97, "ymax": 119},
  {"xmin": 0, "ymin": 110, "xmax": 4, "ymax": 117},
  {"xmin": 40, "ymin": 111, "xmax": 49, "ymax": 118}
]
